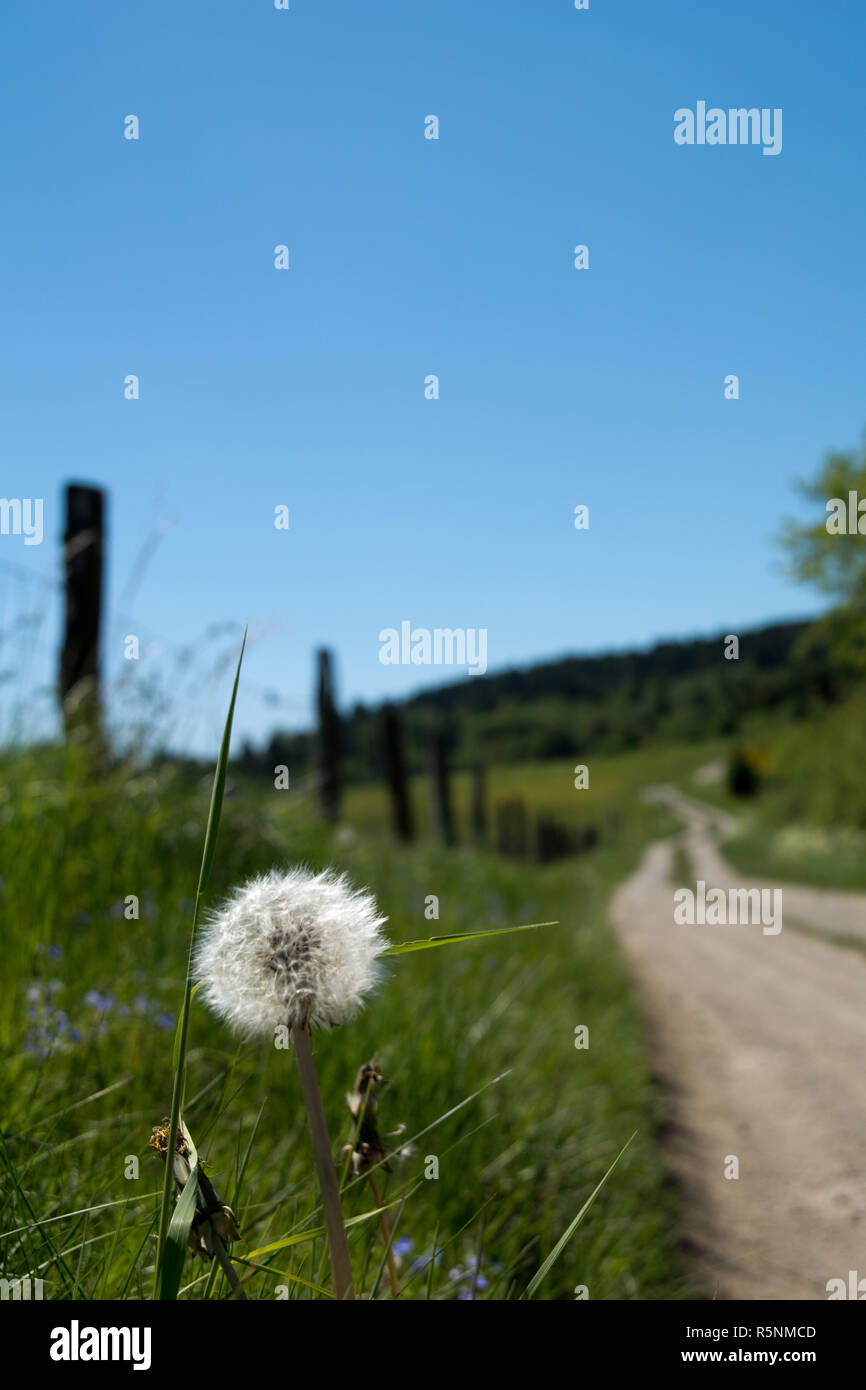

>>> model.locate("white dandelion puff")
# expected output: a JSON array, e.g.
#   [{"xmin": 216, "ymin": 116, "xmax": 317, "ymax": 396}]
[
  {"xmin": 194, "ymin": 866, "xmax": 390, "ymax": 1037},
  {"xmin": 193, "ymin": 864, "xmax": 389, "ymax": 1301}
]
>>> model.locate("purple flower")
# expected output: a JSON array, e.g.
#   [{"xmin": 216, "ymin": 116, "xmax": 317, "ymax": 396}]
[
  {"xmin": 393, "ymin": 1237, "xmax": 413, "ymax": 1258},
  {"xmin": 410, "ymin": 1248, "xmax": 444, "ymax": 1274},
  {"xmin": 36, "ymin": 943, "xmax": 65, "ymax": 960},
  {"xmin": 84, "ymin": 990, "xmax": 114, "ymax": 1013}
]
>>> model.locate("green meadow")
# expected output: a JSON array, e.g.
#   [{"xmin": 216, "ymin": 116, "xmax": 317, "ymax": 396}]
[
  {"xmin": 1, "ymin": 736, "xmax": 729, "ymax": 1301},
  {"xmin": 5, "ymin": 622, "xmax": 863, "ymax": 1304}
]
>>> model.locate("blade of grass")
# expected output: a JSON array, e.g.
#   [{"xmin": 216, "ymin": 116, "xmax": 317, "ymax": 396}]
[
  {"xmin": 152, "ymin": 628, "xmax": 247, "ymax": 1300},
  {"xmin": 244, "ymin": 1185, "xmax": 420, "ymax": 1261},
  {"xmin": 204, "ymin": 1095, "xmax": 267, "ymax": 1300},
  {"xmin": 425, "ymin": 1221, "xmax": 440, "ymax": 1300},
  {"xmin": 218, "ymin": 1256, "xmax": 333, "ymax": 1299},
  {"xmin": 8, "ymin": 1077, "xmax": 134, "ymax": 1140},
  {"xmin": 385, "ymin": 921, "xmax": 557, "ymax": 955},
  {"xmin": 521, "ymin": 1131, "xmax": 637, "ymax": 1299},
  {"xmin": 367, "ymin": 1190, "xmax": 406, "ymax": 1300},
  {"xmin": 0, "ymin": 1127, "xmax": 77, "ymax": 1292},
  {"xmin": 1, "ymin": 1191, "xmax": 162, "ymax": 1242},
  {"xmin": 342, "ymin": 1070, "xmax": 511, "ymax": 1196},
  {"xmin": 159, "ymin": 1158, "xmax": 201, "ymax": 1301},
  {"xmin": 119, "ymin": 1210, "xmax": 160, "ymax": 1300}
]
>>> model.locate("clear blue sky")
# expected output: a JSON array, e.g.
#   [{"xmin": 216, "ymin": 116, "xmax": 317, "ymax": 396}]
[{"xmin": 1, "ymin": 0, "xmax": 864, "ymax": 752}]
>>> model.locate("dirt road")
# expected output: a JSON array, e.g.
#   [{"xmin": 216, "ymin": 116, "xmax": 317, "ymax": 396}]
[{"xmin": 611, "ymin": 786, "xmax": 866, "ymax": 1300}]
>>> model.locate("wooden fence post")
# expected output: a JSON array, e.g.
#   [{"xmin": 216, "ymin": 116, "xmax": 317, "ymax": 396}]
[
  {"xmin": 495, "ymin": 798, "xmax": 528, "ymax": 858},
  {"xmin": 60, "ymin": 483, "xmax": 105, "ymax": 736},
  {"xmin": 430, "ymin": 733, "xmax": 456, "ymax": 846},
  {"xmin": 316, "ymin": 648, "xmax": 341, "ymax": 822},
  {"xmin": 382, "ymin": 704, "xmax": 414, "ymax": 842},
  {"xmin": 470, "ymin": 763, "xmax": 487, "ymax": 843}
]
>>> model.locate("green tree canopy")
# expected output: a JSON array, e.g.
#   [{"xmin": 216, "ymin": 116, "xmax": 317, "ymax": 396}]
[{"xmin": 781, "ymin": 434, "xmax": 866, "ymax": 672}]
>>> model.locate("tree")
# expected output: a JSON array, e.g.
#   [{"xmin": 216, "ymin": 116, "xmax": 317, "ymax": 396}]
[{"xmin": 780, "ymin": 434, "xmax": 866, "ymax": 675}]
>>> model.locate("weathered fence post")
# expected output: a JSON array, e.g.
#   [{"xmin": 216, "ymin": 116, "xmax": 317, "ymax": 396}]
[
  {"xmin": 470, "ymin": 763, "xmax": 487, "ymax": 843},
  {"xmin": 316, "ymin": 648, "xmax": 341, "ymax": 822},
  {"xmin": 382, "ymin": 704, "xmax": 414, "ymax": 842},
  {"xmin": 430, "ymin": 733, "xmax": 456, "ymax": 846},
  {"xmin": 495, "ymin": 798, "xmax": 528, "ymax": 858},
  {"xmin": 535, "ymin": 815, "xmax": 569, "ymax": 864},
  {"xmin": 60, "ymin": 483, "xmax": 105, "ymax": 736}
]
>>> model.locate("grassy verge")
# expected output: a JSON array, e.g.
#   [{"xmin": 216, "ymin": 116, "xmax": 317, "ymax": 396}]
[
  {"xmin": 0, "ymin": 742, "xmax": 702, "ymax": 1299},
  {"xmin": 670, "ymin": 713, "xmax": 866, "ymax": 892},
  {"xmin": 721, "ymin": 819, "xmax": 866, "ymax": 892}
]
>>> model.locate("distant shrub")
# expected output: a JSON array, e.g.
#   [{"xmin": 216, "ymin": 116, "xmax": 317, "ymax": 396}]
[{"xmin": 728, "ymin": 745, "xmax": 769, "ymax": 797}]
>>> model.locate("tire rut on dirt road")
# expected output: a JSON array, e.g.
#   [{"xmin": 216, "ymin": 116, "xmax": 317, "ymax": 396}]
[{"xmin": 611, "ymin": 786, "xmax": 866, "ymax": 1300}]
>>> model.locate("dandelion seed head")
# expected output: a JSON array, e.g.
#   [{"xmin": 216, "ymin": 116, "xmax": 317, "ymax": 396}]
[{"xmin": 194, "ymin": 866, "xmax": 389, "ymax": 1037}]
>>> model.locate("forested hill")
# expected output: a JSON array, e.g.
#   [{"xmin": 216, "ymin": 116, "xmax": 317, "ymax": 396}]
[{"xmin": 238, "ymin": 618, "xmax": 839, "ymax": 782}]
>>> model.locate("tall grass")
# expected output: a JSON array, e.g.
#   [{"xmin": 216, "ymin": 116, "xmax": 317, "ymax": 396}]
[{"xmin": 0, "ymin": 726, "xmax": 701, "ymax": 1298}]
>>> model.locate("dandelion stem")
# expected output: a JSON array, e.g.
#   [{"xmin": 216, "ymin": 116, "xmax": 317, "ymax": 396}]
[{"xmin": 292, "ymin": 1024, "xmax": 355, "ymax": 1300}]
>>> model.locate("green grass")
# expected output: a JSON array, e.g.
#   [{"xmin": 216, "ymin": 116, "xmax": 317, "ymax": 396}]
[
  {"xmin": 0, "ymin": 737, "xmax": 714, "ymax": 1300},
  {"xmin": 343, "ymin": 739, "xmax": 729, "ymax": 844},
  {"xmin": 668, "ymin": 713, "xmax": 866, "ymax": 892},
  {"xmin": 721, "ymin": 817, "xmax": 866, "ymax": 891}
]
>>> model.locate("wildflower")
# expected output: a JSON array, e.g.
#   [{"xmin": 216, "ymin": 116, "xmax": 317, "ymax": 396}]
[
  {"xmin": 410, "ymin": 1249, "xmax": 444, "ymax": 1274},
  {"xmin": 393, "ymin": 1237, "xmax": 413, "ymax": 1258},
  {"xmin": 36, "ymin": 943, "xmax": 64, "ymax": 960},
  {"xmin": 150, "ymin": 1119, "xmax": 245, "ymax": 1299},
  {"xmin": 341, "ymin": 1060, "xmax": 391, "ymax": 1178},
  {"xmin": 84, "ymin": 990, "xmax": 113, "ymax": 1013},
  {"xmin": 194, "ymin": 866, "xmax": 390, "ymax": 1303},
  {"xmin": 194, "ymin": 867, "xmax": 388, "ymax": 1037},
  {"xmin": 341, "ymin": 1059, "xmax": 400, "ymax": 1297}
]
